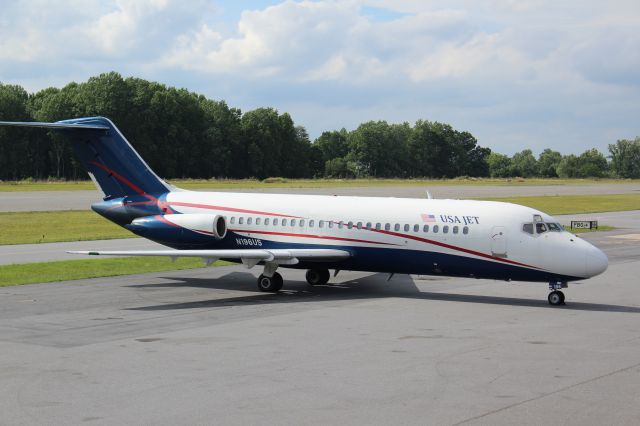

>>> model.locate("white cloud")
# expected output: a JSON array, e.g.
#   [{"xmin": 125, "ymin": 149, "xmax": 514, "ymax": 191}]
[{"xmin": 0, "ymin": 0, "xmax": 639, "ymax": 155}]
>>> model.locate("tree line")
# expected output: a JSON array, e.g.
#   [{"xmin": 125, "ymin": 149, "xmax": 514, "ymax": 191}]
[{"xmin": 1, "ymin": 72, "xmax": 639, "ymax": 181}]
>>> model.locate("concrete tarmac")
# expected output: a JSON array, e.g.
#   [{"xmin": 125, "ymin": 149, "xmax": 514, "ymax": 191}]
[
  {"xmin": 1, "ymin": 232, "xmax": 640, "ymax": 425},
  {"xmin": 2, "ymin": 182, "xmax": 640, "ymax": 211}
]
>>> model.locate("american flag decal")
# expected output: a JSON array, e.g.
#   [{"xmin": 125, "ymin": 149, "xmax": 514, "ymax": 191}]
[{"xmin": 421, "ymin": 214, "xmax": 436, "ymax": 222}]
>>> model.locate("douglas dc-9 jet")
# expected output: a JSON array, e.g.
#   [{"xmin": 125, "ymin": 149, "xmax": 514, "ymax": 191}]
[{"xmin": 0, "ymin": 117, "xmax": 608, "ymax": 305}]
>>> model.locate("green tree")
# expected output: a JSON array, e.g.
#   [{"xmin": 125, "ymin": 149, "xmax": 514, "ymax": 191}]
[
  {"xmin": 537, "ymin": 149, "xmax": 562, "ymax": 177},
  {"xmin": 557, "ymin": 149, "xmax": 608, "ymax": 178},
  {"xmin": 510, "ymin": 149, "xmax": 538, "ymax": 177},
  {"xmin": 487, "ymin": 152, "xmax": 512, "ymax": 177},
  {"xmin": 0, "ymin": 83, "xmax": 32, "ymax": 180},
  {"xmin": 314, "ymin": 129, "xmax": 349, "ymax": 163},
  {"xmin": 609, "ymin": 138, "xmax": 640, "ymax": 178}
]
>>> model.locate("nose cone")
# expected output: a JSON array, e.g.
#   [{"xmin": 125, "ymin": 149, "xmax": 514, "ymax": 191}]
[{"xmin": 585, "ymin": 245, "xmax": 608, "ymax": 278}]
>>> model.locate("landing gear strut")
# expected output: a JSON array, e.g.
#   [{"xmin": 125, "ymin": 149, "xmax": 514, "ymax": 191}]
[
  {"xmin": 305, "ymin": 268, "xmax": 330, "ymax": 286},
  {"xmin": 548, "ymin": 281, "xmax": 567, "ymax": 306},
  {"xmin": 257, "ymin": 272, "xmax": 283, "ymax": 292}
]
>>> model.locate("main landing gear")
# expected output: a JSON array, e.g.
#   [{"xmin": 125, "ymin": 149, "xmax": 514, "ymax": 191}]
[
  {"xmin": 305, "ymin": 268, "xmax": 331, "ymax": 286},
  {"xmin": 257, "ymin": 272, "xmax": 283, "ymax": 292},
  {"xmin": 256, "ymin": 268, "xmax": 332, "ymax": 292},
  {"xmin": 547, "ymin": 281, "xmax": 567, "ymax": 306}
]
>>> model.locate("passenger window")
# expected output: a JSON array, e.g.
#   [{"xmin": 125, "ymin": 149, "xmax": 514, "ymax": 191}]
[
  {"xmin": 385, "ymin": 223, "xmax": 391, "ymax": 231},
  {"xmin": 413, "ymin": 224, "xmax": 419, "ymax": 232},
  {"xmin": 463, "ymin": 226, "xmax": 469, "ymax": 235},
  {"xmin": 230, "ymin": 217, "xmax": 236, "ymax": 225},
  {"xmin": 291, "ymin": 219, "xmax": 296, "ymax": 227},
  {"xmin": 443, "ymin": 225, "xmax": 449, "ymax": 234},
  {"xmin": 433, "ymin": 225, "xmax": 439, "ymax": 233},
  {"xmin": 366, "ymin": 222, "xmax": 372, "ymax": 229},
  {"xmin": 281, "ymin": 219, "xmax": 287, "ymax": 226},
  {"xmin": 357, "ymin": 222, "xmax": 362, "ymax": 229},
  {"xmin": 247, "ymin": 217, "xmax": 253, "ymax": 225},
  {"xmin": 536, "ymin": 223, "xmax": 548, "ymax": 234},
  {"xmin": 273, "ymin": 218, "xmax": 278, "ymax": 226},
  {"xmin": 522, "ymin": 223, "xmax": 533, "ymax": 234},
  {"xmin": 338, "ymin": 222, "xmax": 344, "ymax": 229},
  {"xmin": 394, "ymin": 224, "xmax": 400, "ymax": 231},
  {"xmin": 375, "ymin": 223, "xmax": 381, "ymax": 230},
  {"xmin": 309, "ymin": 220, "xmax": 314, "ymax": 227},
  {"xmin": 423, "ymin": 225, "xmax": 429, "ymax": 233},
  {"xmin": 256, "ymin": 218, "xmax": 261, "ymax": 225},
  {"xmin": 328, "ymin": 221, "xmax": 333, "ymax": 229},
  {"xmin": 347, "ymin": 221, "xmax": 353, "ymax": 229},
  {"xmin": 319, "ymin": 220, "xmax": 324, "ymax": 228},
  {"xmin": 264, "ymin": 218, "xmax": 270, "ymax": 226},
  {"xmin": 453, "ymin": 226, "xmax": 459, "ymax": 234},
  {"xmin": 300, "ymin": 219, "xmax": 305, "ymax": 227},
  {"xmin": 239, "ymin": 217, "xmax": 244, "ymax": 225}
]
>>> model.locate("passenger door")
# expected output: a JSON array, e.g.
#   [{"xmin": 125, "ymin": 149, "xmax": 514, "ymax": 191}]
[{"xmin": 490, "ymin": 226, "xmax": 508, "ymax": 257}]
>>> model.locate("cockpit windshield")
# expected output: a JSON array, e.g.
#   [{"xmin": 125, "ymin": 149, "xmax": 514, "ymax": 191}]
[{"xmin": 522, "ymin": 221, "xmax": 564, "ymax": 235}]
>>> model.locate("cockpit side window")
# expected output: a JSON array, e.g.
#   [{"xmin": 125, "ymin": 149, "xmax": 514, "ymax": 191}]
[
  {"xmin": 536, "ymin": 223, "xmax": 548, "ymax": 234},
  {"xmin": 522, "ymin": 223, "xmax": 534, "ymax": 234},
  {"xmin": 547, "ymin": 222, "xmax": 563, "ymax": 232}
]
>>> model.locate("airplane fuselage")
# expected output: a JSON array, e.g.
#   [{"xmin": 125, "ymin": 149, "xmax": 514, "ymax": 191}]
[{"xmin": 93, "ymin": 190, "xmax": 608, "ymax": 283}]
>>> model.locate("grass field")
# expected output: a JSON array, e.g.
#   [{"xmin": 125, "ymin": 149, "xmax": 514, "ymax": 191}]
[
  {"xmin": 0, "ymin": 257, "xmax": 232, "ymax": 287},
  {"xmin": 1, "ymin": 177, "xmax": 639, "ymax": 192},
  {"xmin": 569, "ymin": 225, "xmax": 615, "ymax": 234},
  {"xmin": 1, "ymin": 193, "xmax": 637, "ymax": 245},
  {"xmin": 0, "ymin": 210, "xmax": 134, "ymax": 245},
  {"xmin": 480, "ymin": 194, "xmax": 640, "ymax": 215}
]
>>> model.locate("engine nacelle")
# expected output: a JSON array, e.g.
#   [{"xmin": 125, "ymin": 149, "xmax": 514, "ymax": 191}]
[
  {"xmin": 166, "ymin": 214, "xmax": 227, "ymax": 240},
  {"xmin": 127, "ymin": 213, "xmax": 227, "ymax": 242}
]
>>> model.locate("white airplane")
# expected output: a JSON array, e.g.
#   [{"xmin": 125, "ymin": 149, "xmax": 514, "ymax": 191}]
[{"xmin": 0, "ymin": 117, "xmax": 608, "ymax": 305}]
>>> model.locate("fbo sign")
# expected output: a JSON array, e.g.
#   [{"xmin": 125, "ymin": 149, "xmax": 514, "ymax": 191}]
[{"xmin": 571, "ymin": 220, "xmax": 598, "ymax": 230}]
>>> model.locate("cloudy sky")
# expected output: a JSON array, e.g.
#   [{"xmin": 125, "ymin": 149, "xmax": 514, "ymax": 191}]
[{"xmin": 1, "ymin": 0, "xmax": 639, "ymax": 155}]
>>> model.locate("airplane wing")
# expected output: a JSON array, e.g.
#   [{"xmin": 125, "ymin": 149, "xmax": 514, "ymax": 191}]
[{"xmin": 68, "ymin": 248, "xmax": 351, "ymax": 268}]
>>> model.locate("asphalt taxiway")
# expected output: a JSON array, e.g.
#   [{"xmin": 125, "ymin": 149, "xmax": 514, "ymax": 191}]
[{"xmin": 1, "ymin": 226, "xmax": 640, "ymax": 425}]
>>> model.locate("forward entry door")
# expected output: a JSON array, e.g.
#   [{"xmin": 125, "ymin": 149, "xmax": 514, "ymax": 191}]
[{"xmin": 490, "ymin": 226, "xmax": 508, "ymax": 257}]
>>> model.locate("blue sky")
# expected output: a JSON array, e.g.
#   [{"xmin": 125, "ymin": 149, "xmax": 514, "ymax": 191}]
[{"xmin": 1, "ymin": 0, "xmax": 639, "ymax": 155}]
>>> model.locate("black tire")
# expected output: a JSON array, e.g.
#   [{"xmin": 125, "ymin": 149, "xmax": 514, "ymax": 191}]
[
  {"xmin": 548, "ymin": 291, "xmax": 563, "ymax": 306},
  {"xmin": 257, "ymin": 272, "xmax": 283, "ymax": 292},
  {"xmin": 306, "ymin": 269, "xmax": 330, "ymax": 286}
]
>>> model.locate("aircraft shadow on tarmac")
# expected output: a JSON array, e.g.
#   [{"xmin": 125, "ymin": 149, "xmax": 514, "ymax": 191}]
[{"xmin": 127, "ymin": 272, "xmax": 640, "ymax": 314}]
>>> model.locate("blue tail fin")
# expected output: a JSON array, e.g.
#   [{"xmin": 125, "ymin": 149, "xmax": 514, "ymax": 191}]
[{"xmin": 0, "ymin": 117, "xmax": 172, "ymax": 199}]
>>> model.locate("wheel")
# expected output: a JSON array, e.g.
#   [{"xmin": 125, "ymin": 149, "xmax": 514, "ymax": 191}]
[
  {"xmin": 305, "ymin": 268, "xmax": 330, "ymax": 286},
  {"xmin": 548, "ymin": 290, "xmax": 564, "ymax": 306},
  {"xmin": 257, "ymin": 272, "xmax": 283, "ymax": 292}
]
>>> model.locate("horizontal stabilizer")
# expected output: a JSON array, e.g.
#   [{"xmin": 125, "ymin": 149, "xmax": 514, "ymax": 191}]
[{"xmin": 0, "ymin": 121, "xmax": 109, "ymax": 130}]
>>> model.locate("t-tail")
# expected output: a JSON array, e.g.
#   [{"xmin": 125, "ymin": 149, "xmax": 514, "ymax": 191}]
[{"xmin": 0, "ymin": 117, "xmax": 174, "ymax": 224}]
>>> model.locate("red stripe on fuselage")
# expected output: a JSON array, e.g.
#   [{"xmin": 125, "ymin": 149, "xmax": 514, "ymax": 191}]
[
  {"xmin": 168, "ymin": 202, "xmax": 303, "ymax": 218},
  {"xmin": 368, "ymin": 228, "xmax": 539, "ymax": 269}
]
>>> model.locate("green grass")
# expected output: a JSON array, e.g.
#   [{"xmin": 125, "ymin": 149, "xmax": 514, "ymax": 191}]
[
  {"xmin": 568, "ymin": 225, "xmax": 616, "ymax": 234},
  {"xmin": 480, "ymin": 194, "xmax": 640, "ymax": 215},
  {"xmin": 0, "ymin": 210, "xmax": 134, "ymax": 245},
  {"xmin": 0, "ymin": 257, "xmax": 232, "ymax": 287},
  {"xmin": 2, "ymin": 177, "xmax": 639, "ymax": 192}
]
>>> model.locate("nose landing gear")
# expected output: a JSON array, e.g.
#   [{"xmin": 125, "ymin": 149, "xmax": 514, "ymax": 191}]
[{"xmin": 548, "ymin": 281, "xmax": 567, "ymax": 306}]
